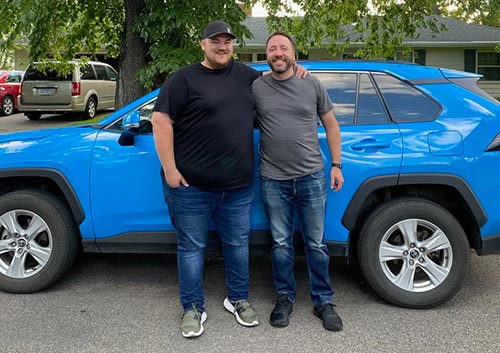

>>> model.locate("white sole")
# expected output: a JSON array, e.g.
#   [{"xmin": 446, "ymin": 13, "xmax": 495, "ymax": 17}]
[
  {"xmin": 182, "ymin": 311, "xmax": 207, "ymax": 338},
  {"xmin": 223, "ymin": 298, "xmax": 259, "ymax": 327}
]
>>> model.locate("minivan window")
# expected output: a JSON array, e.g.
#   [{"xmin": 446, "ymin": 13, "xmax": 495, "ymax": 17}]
[
  {"xmin": 106, "ymin": 66, "xmax": 118, "ymax": 81},
  {"xmin": 94, "ymin": 65, "xmax": 108, "ymax": 80},
  {"xmin": 24, "ymin": 67, "xmax": 71, "ymax": 81},
  {"xmin": 80, "ymin": 65, "xmax": 96, "ymax": 80}
]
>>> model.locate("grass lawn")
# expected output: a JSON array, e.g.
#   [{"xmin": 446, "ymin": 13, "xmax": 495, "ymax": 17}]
[{"xmin": 70, "ymin": 111, "xmax": 112, "ymax": 125}]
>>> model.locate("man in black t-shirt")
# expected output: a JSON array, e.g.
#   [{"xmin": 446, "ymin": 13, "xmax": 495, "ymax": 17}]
[{"xmin": 152, "ymin": 20, "xmax": 260, "ymax": 338}]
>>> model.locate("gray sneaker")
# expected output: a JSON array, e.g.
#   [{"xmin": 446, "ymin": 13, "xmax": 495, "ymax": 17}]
[
  {"xmin": 181, "ymin": 307, "xmax": 208, "ymax": 338},
  {"xmin": 223, "ymin": 298, "xmax": 259, "ymax": 327}
]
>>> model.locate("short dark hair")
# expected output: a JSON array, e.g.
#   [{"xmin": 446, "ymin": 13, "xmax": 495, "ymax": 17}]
[{"xmin": 266, "ymin": 31, "xmax": 295, "ymax": 48}]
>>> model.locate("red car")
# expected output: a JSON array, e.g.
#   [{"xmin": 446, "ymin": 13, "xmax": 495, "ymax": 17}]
[{"xmin": 0, "ymin": 70, "xmax": 23, "ymax": 116}]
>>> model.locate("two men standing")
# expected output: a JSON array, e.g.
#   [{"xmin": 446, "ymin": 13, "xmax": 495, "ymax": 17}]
[{"xmin": 152, "ymin": 20, "xmax": 344, "ymax": 338}]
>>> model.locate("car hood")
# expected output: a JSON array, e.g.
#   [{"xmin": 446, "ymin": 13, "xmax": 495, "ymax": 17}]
[{"xmin": 0, "ymin": 125, "xmax": 95, "ymax": 143}]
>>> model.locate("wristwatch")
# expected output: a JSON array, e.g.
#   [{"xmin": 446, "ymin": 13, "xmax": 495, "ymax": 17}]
[{"xmin": 331, "ymin": 162, "xmax": 342, "ymax": 169}]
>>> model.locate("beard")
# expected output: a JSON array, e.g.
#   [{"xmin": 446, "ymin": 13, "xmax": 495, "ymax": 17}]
[{"xmin": 268, "ymin": 58, "xmax": 293, "ymax": 74}]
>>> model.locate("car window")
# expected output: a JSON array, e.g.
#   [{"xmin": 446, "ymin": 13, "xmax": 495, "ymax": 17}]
[
  {"xmin": 6, "ymin": 72, "xmax": 22, "ymax": 83},
  {"xmin": 373, "ymin": 73, "xmax": 441, "ymax": 122},
  {"xmin": 357, "ymin": 73, "xmax": 390, "ymax": 124},
  {"xmin": 316, "ymin": 73, "xmax": 356, "ymax": 125},
  {"xmin": 80, "ymin": 65, "xmax": 96, "ymax": 80},
  {"xmin": 107, "ymin": 99, "xmax": 156, "ymax": 133},
  {"xmin": 94, "ymin": 65, "xmax": 109, "ymax": 80},
  {"xmin": 24, "ymin": 66, "xmax": 71, "ymax": 81},
  {"xmin": 314, "ymin": 72, "xmax": 389, "ymax": 125},
  {"xmin": 106, "ymin": 66, "xmax": 118, "ymax": 81}
]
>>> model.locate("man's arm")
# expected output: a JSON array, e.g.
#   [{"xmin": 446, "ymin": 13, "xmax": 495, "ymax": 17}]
[
  {"xmin": 151, "ymin": 111, "xmax": 188, "ymax": 188},
  {"xmin": 319, "ymin": 110, "xmax": 344, "ymax": 192}
]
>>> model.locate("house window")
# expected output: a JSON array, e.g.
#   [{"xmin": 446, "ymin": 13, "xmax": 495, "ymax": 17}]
[
  {"xmin": 256, "ymin": 53, "xmax": 266, "ymax": 61},
  {"xmin": 395, "ymin": 51, "xmax": 414, "ymax": 63},
  {"xmin": 297, "ymin": 51, "xmax": 308, "ymax": 60},
  {"xmin": 237, "ymin": 53, "xmax": 252, "ymax": 62},
  {"xmin": 477, "ymin": 52, "xmax": 500, "ymax": 81}
]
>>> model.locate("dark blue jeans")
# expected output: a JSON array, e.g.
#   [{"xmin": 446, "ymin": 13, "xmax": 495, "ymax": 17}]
[
  {"xmin": 260, "ymin": 171, "xmax": 333, "ymax": 305},
  {"xmin": 164, "ymin": 182, "xmax": 254, "ymax": 312}
]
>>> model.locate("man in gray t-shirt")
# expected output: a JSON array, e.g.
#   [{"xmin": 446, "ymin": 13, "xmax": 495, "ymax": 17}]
[{"xmin": 252, "ymin": 31, "xmax": 344, "ymax": 332}]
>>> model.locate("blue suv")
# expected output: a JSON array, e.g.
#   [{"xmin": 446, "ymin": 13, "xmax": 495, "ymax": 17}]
[{"xmin": 1, "ymin": 61, "xmax": 499, "ymax": 309}]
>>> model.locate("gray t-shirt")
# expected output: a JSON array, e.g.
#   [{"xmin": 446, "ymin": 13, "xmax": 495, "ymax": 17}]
[{"xmin": 252, "ymin": 74, "xmax": 333, "ymax": 180}]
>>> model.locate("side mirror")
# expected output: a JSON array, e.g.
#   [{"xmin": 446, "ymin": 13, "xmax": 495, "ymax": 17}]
[{"xmin": 118, "ymin": 111, "xmax": 140, "ymax": 146}]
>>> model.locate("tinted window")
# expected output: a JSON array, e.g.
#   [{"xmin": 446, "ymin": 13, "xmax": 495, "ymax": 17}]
[
  {"xmin": 106, "ymin": 66, "xmax": 118, "ymax": 81},
  {"xmin": 80, "ymin": 65, "xmax": 96, "ymax": 80},
  {"xmin": 94, "ymin": 65, "xmax": 108, "ymax": 80},
  {"xmin": 357, "ymin": 74, "xmax": 389, "ymax": 124},
  {"xmin": 315, "ymin": 73, "xmax": 356, "ymax": 125},
  {"xmin": 24, "ymin": 66, "xmax": 71, "ymax": 81},
  {"xmin": 373, "ymin": 73, "xmax": 441, "ymax": 122},
  {"xmin": 315, "ymin": 72, "xmax": 389, "ymax": 125}
]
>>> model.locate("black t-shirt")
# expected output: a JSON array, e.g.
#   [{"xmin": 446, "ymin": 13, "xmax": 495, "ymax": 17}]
[{"xmin": 154, "ymin": 60, "xmax": 260, "ymax": 191}]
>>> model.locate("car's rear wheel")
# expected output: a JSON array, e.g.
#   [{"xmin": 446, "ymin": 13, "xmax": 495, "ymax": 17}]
[
  {"xmin": 26, "ymin": 113, "xmax": 41, "ymax": 120},
  {"xmin": 357, "ymin": 197, "xmax": 470, "ymax": 308},
  {"xmin": 83, "ymin": 96, "xmax": 97, "ymax": 120},
  {"xmin": 1, "ymin": 96, "xmax": 15, "ymax": 116},
  {"xmin": 0, "ymin": 190, "xmax": 79, "ymax": 293}
]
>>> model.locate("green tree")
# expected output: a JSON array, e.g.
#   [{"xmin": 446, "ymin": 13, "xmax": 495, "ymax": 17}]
[
  {"xmin": 0, "ymin": 0, "xmax": 491, "ymax": 107},
  {"xmin": 441, "ymin": 0, "xmax": 500, "ymax": 27}
]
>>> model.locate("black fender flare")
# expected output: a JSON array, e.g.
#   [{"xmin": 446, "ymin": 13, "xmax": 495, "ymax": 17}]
[
  {"xmin": 0, "ymin": 168, "xmax": 85, "ymax": 224},
  {"xmin": 342, "ymin": 173, "xmax": 487, "ymax": 230}
]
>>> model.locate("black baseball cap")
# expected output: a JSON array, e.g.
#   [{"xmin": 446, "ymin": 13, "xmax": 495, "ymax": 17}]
[{"xmin": 202, "ymin": 20, "xmax": 236, "ymax": 39}]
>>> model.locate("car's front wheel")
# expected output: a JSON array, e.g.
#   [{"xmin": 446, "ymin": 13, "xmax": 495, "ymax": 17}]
[
  {"xmin": 0, "ymin": 190, "xmax": 79, "ymax": 293},
  {"xmin": 357, "ymin": 198, "xmax": 470, "ymax": 308},
  {"xmin": 1, "ymin": 96, "xmax": 15, "ymax": 116}
]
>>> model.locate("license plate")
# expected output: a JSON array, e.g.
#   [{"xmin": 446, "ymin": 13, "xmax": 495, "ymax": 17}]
[{"xmin": 38, "ymin": 88, "xmax": 55, "ymax": 96}]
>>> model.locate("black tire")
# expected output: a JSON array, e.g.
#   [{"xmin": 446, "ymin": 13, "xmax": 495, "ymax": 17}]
[
  {"xmin": 26, "ymin": 113, "xmax": 42, "ymax": 120},
  {"xmin": 82, "ymin": 96, "xmax": 97, "ymax": 120},
  {"xmin": 1, "ymin": 95, "xmax": 15, "ymax": 116},
  {"xmin": 0, "ymin": 190, "xmax": 79, "ymax": 293},
  {"xmin": 357, "ymin": 197, "xmax": 470, "ymax": 308}
]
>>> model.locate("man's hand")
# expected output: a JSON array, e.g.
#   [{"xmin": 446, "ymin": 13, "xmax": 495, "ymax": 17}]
[
  {"xmin": 164, "ymin": 167, "xmax": 189, "ymax": 188},
  {"xmin": 294, "ymin": 63, "xmax": 309, "ymax": 78},
  {"xmin": 330, "ymin": 166, "xmax": 344, "ymax": 192}
]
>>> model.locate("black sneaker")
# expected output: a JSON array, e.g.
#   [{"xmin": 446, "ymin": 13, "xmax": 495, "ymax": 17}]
[
  {"xmin": 270, "ymin": 294, "xmax": 293, "ymax": 327},
  {"xmin": 313, "ymin": 303, "xmax": 343, "ymax": 331}
]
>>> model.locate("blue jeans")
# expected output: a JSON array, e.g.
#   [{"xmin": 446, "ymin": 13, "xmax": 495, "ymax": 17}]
[
  {"xmin": 260, "ymin": 171, "xmax": 333, "ymax": 305},
  {"xmin": 163, "ymin": 181, "xmax": 254, "ymax": 312}
]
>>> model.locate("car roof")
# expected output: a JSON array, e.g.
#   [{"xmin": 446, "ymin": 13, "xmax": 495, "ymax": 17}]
[{"xmin": 249, "ymin": 60, "xmax": 481, "ymax": 81}]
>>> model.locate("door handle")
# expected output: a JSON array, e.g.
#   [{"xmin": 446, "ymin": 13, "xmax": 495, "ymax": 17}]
[{"xmin": 351, "ymin": 139, "xmax": 391, "ymax": 151}]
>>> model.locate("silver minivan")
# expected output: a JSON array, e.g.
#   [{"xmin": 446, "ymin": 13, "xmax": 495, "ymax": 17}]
[{"xmin": 18, "ymin": 61, "xmax": 118, "ymax": 120}]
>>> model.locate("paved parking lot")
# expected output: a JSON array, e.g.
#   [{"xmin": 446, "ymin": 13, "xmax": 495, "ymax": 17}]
[{"xmin": 2, "ymin": 252, "xmax": 500, "ymax": 353}]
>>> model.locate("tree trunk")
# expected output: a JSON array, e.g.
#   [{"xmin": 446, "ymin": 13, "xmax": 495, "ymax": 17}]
[{"xmin": 116, "ymin": 0, "xmax": 149, "ymax": 109}]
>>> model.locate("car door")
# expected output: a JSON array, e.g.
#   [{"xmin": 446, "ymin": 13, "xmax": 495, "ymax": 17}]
[
  {"xmin": 5, "ymin": 71, "xmax": 22, "ymax": 97},
  {"xmin": 313, "ymin": 71, "xmax": 404, "ymax": 244},
  {"xmin": 92, "ymin": 64, "xmax": 117, "ymax": 108},
  {"xmin": 89, "ymin": 99, "xmax": 171, "ymax": 241}
]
